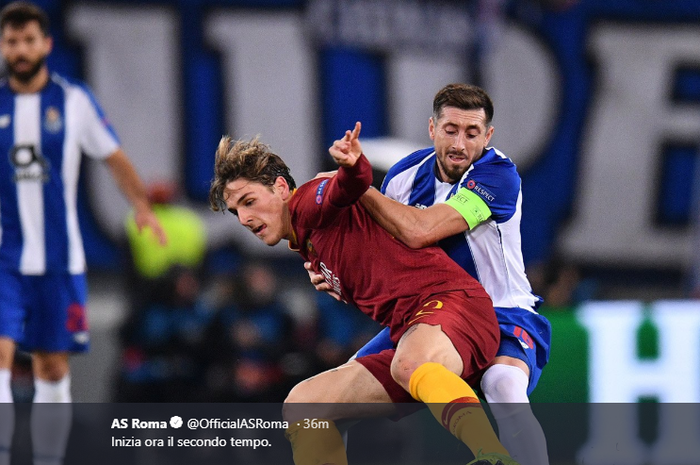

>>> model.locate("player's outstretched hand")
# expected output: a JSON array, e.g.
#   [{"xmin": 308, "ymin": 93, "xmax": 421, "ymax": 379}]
[
  {"xmin": 134, "ymin": 207, "xmax": 168, "ymax": 246},
  {"xmin": 329, "ymin": 121, "xmax": 362, "ymax": 168}
]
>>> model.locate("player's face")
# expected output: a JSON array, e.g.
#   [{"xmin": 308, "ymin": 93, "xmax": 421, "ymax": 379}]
[
  {"xmin": 430, "ymin": 106, "xmax": 494, "ymax": 183},
  {"xmin": 223, "ymin": 177, "xmax": 292, "ymax": 246},
  {"xmin": 0, "ymin": 21, "xmax": 52, "ymax": 84}
]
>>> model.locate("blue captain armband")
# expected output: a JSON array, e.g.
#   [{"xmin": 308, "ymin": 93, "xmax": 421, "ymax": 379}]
[{"xmin": 444, "ymin": 187, "xmax": 492, "ymax": 229}]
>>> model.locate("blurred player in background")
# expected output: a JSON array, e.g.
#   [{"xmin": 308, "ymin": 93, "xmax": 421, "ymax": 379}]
[
  {"xmin": 309, "ymin": 83, "xmax": 551, "ymax": 465},
  {"xmin": 209, "ymin": 123, "xmax": 521, "ymax": 465},
  {"xmin": 0, "ymin": 2, "xmax": 165, "ymax": 465}
]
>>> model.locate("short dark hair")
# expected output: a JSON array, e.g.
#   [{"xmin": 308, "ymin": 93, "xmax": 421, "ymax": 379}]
[
  {"xmin": 209, "ymin": 135, "xmax": 296, "ymax": 212},
  {"xmin": 432, "ymin": 83, "xmax": 494, "ymax": 126},
  {"xmin": 0, "ymin": 1, "xmax": 50, "ymax": 36}
]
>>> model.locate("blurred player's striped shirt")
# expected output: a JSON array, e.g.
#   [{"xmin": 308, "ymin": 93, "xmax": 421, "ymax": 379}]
[
  {"xmin": 381, "ymin": 147, "xmax": 541, "ymax": 312},
  {"xmin": 0, "ymin": 73, "xmax": 119, "ymax": 275}
]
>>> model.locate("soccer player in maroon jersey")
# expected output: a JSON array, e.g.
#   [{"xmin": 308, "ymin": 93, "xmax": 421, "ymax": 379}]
[{"xmin": 209, "ymin": 122, "xmax": 521, "ymax": 465}]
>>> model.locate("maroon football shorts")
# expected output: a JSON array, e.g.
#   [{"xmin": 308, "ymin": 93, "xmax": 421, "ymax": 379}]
[{"xmin": 356, "ymin": 290, "xmax": 499, "ymax": 403}]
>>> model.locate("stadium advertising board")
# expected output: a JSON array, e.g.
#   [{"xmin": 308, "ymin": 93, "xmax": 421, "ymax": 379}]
[
  {"xmin": 536, "ymin": 301, "xmax": 700, "ymax": 404},
  {"xmin": 535, "ymin": 301, "xmax": 700, "ymax": 464}
]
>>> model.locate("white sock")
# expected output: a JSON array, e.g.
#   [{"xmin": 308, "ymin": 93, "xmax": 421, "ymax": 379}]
[
  {"xmin": 481, "ymin": 364, "xmax": 550, "ymax": 465},
  {"xmin": 0, "ymin": 369, "xmax": 13, "ymax": 465},
  {"xmin": 31, "ymin": 376, "xmax": 73, "ymax": 465},
  {"xmin": 33, "ymin": 376, "xmax": 71, "ymax": 404}
]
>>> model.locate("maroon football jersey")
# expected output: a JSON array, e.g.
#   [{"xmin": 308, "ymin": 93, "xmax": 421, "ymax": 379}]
[{"xmin": 288, "ymin": 154, "xmax": 490, "ymax": 337}]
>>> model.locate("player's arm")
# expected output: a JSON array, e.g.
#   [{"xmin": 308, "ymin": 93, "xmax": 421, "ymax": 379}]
[
  {"xmin": 76, "ymin": 86, "xmax": 167, "ymax": 245},
  {"xmin": 105, "ymin": 149, "xmax": 167, "ymax": 245},
  {"xmin": 361, "ymin": 187, "xmax": 491, "ymax": 249}
]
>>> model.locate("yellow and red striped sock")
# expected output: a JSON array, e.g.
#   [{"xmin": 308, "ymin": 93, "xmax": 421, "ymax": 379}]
[{"xmin": 409, "ymin": 362, "xmax": 509, "ymax": 457}]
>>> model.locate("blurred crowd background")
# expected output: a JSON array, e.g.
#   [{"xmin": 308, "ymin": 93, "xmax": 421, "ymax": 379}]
[{"xmin": 4, "ymin": 0, "xmax": 700, "ymax": 403}]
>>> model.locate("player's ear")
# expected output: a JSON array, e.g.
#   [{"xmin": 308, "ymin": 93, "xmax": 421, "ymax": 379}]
[
  {"xmin": 484, "ymin": 125, "xmax": 494, "ymax": 145},
  {"xmin": 275, "ymin": 176, "xmax": 291, "ymax": 199},
  {"xmin": 43, "ymin": 34, "xmax": 54, "ymax": 55}
]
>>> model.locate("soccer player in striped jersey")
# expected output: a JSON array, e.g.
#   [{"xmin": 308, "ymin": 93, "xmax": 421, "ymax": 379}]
[
  {"xmin": 354, "ymin": 83, "xmax": 552, "ymax": 465},
  {"xmin": 0, "ymin": 3, "xmax": 166, "ymax": 465},
  {"xmin": 210, "ymin": 123, "xmax": 521, "ymax": 465}
]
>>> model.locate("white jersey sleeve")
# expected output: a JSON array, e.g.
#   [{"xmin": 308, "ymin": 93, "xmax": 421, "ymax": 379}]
[{"xmin": 65, "ymin": 82, "xmax": 120, "ymax": 159}]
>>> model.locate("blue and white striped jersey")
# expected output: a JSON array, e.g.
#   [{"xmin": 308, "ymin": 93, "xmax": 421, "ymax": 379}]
[
  {"xmin": 0, "ymin": 73, "xmax": 120, "ymax": 275},
  {"xmin": 381, "ymin": 147, "xmax": 542, "ymax": 312}
]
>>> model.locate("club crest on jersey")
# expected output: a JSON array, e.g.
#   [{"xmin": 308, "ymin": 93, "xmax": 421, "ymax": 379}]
[
  {"xmin": 43, "ymin": 106, "xmax": 63, "ymax": 133},
  {"xmin": 305, "ymin": 238, "xmax": 317, "ymax": 257},
  {"xmin": 466, "ymin": 179, "xmax": 495, "ymax": 203},
  {"xmin": 0, "ymin": 114, "xmax": 10, "ymax": 129},
  {"xmin": 10, "ymin": 144, "xmax": 50, "ymax": 183},
  {"xmin": 315, "ymin": 179, "xmax": 329, "ymax": 205}
]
